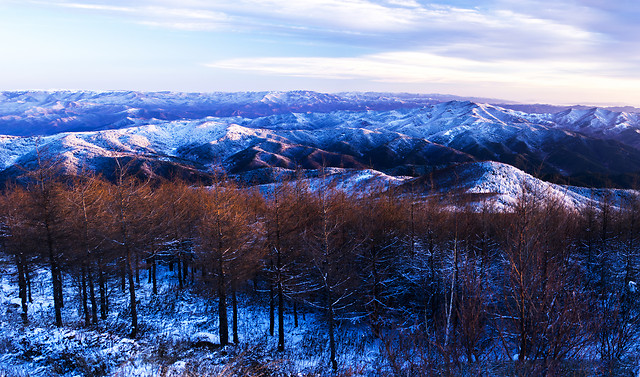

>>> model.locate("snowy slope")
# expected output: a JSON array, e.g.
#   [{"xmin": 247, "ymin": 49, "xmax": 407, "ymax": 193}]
[
  {"xmin": 2, "ymin": 100, "xmax": 640, "ymax": 182},
  {"xmin": 2, "ymin": 91, "xmax": 640, "ymax": 205},
  {"xmin": 420, "ymin": 161, "xmax": 637, "ymax": 211},
  {"xmin": 256, "ymin": 167, "xmax": 411, "ymax": 196},
  {"xmin": 0, "ymin": 91, "xmax": 490, "ymax": 137},
  {"xmin": 251, "ymin": 162, "xmax": 636, "ymax": 212}
]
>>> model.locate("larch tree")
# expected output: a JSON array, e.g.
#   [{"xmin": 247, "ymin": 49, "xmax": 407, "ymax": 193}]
[
  {"xmin": 22, "ymin": 155, "xmax": 68, "ymax": 327},
  {"xmin": 61, "ymin": 173, "xmax": 110, "ymax": 326},
  {"xmin": 355, "ymin": 186, "xmax": 408, "ymax": 338},
  {"xmin": 497, "ymin": 181, "xmax": 588, "ymax": 374},
  {"xmin": 0, "ymin": 185, "xmax": 36, "ymax": 323},
  {"xmin": 302, "ymin": 183, "xmax": 361, "ymax": 371},
  {"xmin": 264, "ymin": 176, "xmax": 315, "ymax": 351},
  {"xmin": 149, "ymin": 179, "xmax": 200, "ymax": 293},
  {"xmin": 196, "ymin": 180, "xmax": 264, "ymax": 346},
  {"xmin": 104, "ymin": 161, "xmax": 154, "ymax": 338}
]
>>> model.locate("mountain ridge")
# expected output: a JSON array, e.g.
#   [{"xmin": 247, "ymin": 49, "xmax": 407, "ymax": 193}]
[
  {"xmin": 2, "ymin": 91, "xmax": 640, "ymax": 207},
  {"xmin": 2, "ymin": 90, "xmax": 638, "ymax": 137}
]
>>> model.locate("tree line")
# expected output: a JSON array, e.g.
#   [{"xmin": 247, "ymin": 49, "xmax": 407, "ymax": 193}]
[{"xmin": 2, "ymin": 161, "xmax": 640, "ymax": 375}]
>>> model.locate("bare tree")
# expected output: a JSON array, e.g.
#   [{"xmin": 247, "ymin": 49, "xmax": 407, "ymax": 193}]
[
  {"xmin": 264, "ymin": 176, "xmax": 316, "ymax": 351},
  {"xmin": 60, "ymin": 173, "xmax": 111, "ymax": 326},
  {"xmin": 302, "ymin": 183, "xmax": 361, "ymax": 371},
  {"xmin": 497, "ymin": 181, "xmax": 588, "ymax": 375},
  {"xmin": 590, "ymin": 192, "xmax": 640, "ymax": 373},
  {"xmin": 0, "ymin": 185, "xmax": 36, "ymax": 323},
  {"xmin": 355, "ymin": 186, "xmax": 408, "ymax": 338},
  {"xmin": 149, "ymin": 179, "xmax": 200, "ymax": 293},
  {"xmin": 196, "ymin": 180, "xmax": 264, "ymax": 346},
  {"xmin": 104, "ymin": 160, "xmax": 153, "ymax": 338},
  {"xmin": 21, "ymin": 153, "xmax": 68, "ymax": 327}
]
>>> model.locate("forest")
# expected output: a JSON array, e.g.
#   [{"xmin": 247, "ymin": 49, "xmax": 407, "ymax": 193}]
[{"xmin": 1, "ymin": 159, "xmax": 640, "ymax": 376}]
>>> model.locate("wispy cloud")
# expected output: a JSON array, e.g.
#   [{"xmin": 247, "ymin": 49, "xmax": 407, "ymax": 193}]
[
  {"xmin": 53, "ymin": 2, "xmax": 136, "ymax": 12},
  {"xmin": 35, "ymin": 1, "xmax": 594, "ymax": 40},
  {"xmin": 33, "ymin": 0, "xmax": 606, "ymax": 59},
  {"xmin": 206, "ymin": 51, "xmax": 630, "ymax": 85},
  {"xmin": 8, "ymin": 0, "xmax": 640, "ymax": 104},
  {"xmin": 33, "ymin": 1, "xmax": 232, "ymax": 31},
  {"xmin": 207, "ymin": 51, "xmax": 640, "ymax": 104}
]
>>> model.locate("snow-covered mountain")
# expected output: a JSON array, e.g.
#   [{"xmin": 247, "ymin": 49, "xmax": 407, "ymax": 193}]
[
  {"xmin": 1, "ymin": 91, "xmax": 640, "ymax": 207},
  {"xmin": 406, "ymin": 161, "xmax": 637, "ymax": 210},
  {"xmin": 255, "ymin": 162, "xmax": 636, "ymax": 211},
  {"xmin": 0, "ymin": 91, "xmax": 504, "ymax": 137}
]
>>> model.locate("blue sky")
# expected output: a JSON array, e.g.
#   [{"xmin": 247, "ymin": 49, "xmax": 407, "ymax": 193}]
[{"xmin": 1, "ymin": 0, "xmax": 639, "ymax": 106}]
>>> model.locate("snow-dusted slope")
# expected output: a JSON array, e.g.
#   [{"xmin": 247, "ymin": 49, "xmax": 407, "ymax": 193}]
[
  {"xmin": 0, "ymin": 91, "xmax": 487, "ymax": 137},
  {"xmin": 0, "ymin": 118, "xmax": 271, "ymax": 173},
  {"xmin": 2, "ymin": 91, "xmax": 640, "ymax": 202},
  {"xmin": 254, "ymin": 162, "xmax": 636, "ymax": 211},
  {"xmin": 257, "ymin": 168, "xmax": 411, "ymax": 195},
  {"xmin": 543, "ymin": 108, "xmax": 640, "ymax": 148},
  {"xmin": 3, "ymin": 90, "xmax": 638, "ymax": 140},
  {"xmin": 2, "ymin": 98, "xmax": 640, "ymax": 182},
  {"xmin": 421, "ymin": 161, "xmax": 636, "ymax": 211}
]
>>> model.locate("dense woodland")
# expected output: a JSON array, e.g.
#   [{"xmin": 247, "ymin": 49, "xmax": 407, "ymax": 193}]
[{"xmin": 2, "ymin": 159, "xmax": 640, "ymax": 376}]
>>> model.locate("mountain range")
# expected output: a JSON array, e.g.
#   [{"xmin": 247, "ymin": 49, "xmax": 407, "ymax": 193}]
[{"xmin": 1, "ymin": 90, "xmax": 640, "ymax": 207}]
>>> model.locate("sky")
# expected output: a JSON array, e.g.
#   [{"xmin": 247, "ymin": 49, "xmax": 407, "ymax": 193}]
[{"xmin": 0, "ymin": 0, "xmax": 639, "ymax": 106}]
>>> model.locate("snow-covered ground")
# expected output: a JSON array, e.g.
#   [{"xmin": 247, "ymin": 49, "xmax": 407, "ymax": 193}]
[
  {"xmin": 261, "ymin": 162, "xmax": 638, "ymax": 212},
  {"xmin": 437, "ymin": 161, "xmax": 639, "ymax": 211},
  {"xmin": 0, "ymin": 257, "xmax": 382, "ymax": 376}
]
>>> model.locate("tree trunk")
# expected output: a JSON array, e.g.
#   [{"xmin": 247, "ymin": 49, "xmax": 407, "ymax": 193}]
[
  {"xmin": 232, "ymin": 287, "xmax": 239, "ymax": 344},
  {"xmin": 293, "ymin": 300, "xmax": 298, "ymax": 328},
  {"xmin": 278, "ymin": 280, "xmax": 285, "ymax": 351},
  {"xmin": 135, "ymin": 251, "xmax": 140, "ymax": 285},
  {"xmin": 444, "ymin": 236, "xmax": 458, "ymax": 348},
  {"xmin": 88, "ymin": 265, "xmax": 98, "ymax": 324},
  {"xmin": 183, "ymin": 257, "xmax": 189, "ymax": 286},
  {"xmin": 126, "ymin": 248, "xmax": 138, "ymax": 338},
  {"xmin": 269, "ymin": 279, "xmax": 275, "ymax": 337},
  {"xmin": 57, "ymin": 271, "xmax": 64, "ymax": 308},
  {"xmin": 152, "ymin": 255, "xmax": 157, "ymax": 295},
  {"xmin": 370, "ymin": 247, "xmax": 381, "ymax": 338},
  {"xmin": 217, "ymin": 254, "xmax": 229, "ymax": 346},
  {"xmin": 47, "ymin": 232, "xmax": 62, "ymax": 327},
  {"xmin": 99, "ymin": 263, "xmax": 108, "ymax": 320},
  {"xmin": 120, "ymin": 264, "xmax": 126, "ymax": 292},
  {"xmin": 16, "ymin": 254, "xmax": 28, "ymax": 323},
  {"xmin": 329, "ymin": 303, "xmax": 338, "ymax": 371},
  {"xmin": 26, "ymin": 268, "xmax": 32, "ymax": 303},
  {"xmin": 81, "ymin": 264, "xmax": 90, "ymax": 326},
  {"xmin": 178, "ymin": 256, "xmax": 183, "ymax": 289}
]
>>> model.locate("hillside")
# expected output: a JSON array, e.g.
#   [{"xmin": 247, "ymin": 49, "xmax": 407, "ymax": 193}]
[{"xmin": 2, "ymin": 91, "xmax": 640, "ymax": 202}]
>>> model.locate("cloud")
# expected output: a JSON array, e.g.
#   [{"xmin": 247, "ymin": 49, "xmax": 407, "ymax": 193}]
[
  {"xmin": 206, "ymin": 51, "xmax": 640, "ymax": 103},
  {"xmin": 33, "ymin": 1, "xmax": 232, "ymax": 31},
  {"xmin": 205, "ymin": 51, "xmax": 609, "ymax": 83},
  {"xmin": 33, "ymin": 0, "xmax": 609, "ymax": 60},
  {"xmin": 493, "ymin": 0, "xmax": 640, "ymax": 45},
  {"xmin": 15, "ymin": 0, "xmax": 640, "ymax": 104},
  {"xmin": 55, "ymin": 3, "xmax": 136, "ymax": 12}
]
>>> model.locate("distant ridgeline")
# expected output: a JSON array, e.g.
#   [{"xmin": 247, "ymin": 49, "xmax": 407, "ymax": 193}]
[{"xmin": 1, "ymin": 91, "xmax": 640, "ymax": 197}]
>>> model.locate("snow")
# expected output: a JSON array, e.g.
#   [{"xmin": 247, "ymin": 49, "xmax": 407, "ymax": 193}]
[
  {"xmin": 254, "ymin": 167, "xmax": 412, "ymax": 198},
  {"xmin": 1, "ymin": 91, "xmax": 640, "ymax": 210},
  {"xmin": 0, "ymin": 257, "xmax": 381, "ymax": 376},
  {"xmin": 0, "ymin": 103, "xmax": 516, "ymax": 170},
  {"xmin": 423, "ymin": 161, "xmax": 637, "ymax": 211}
]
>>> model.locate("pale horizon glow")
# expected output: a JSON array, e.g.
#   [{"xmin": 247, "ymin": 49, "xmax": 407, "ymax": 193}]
[{"xmin": 1, "ymin": 0, "xmax": 639, "ymax": 106}]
